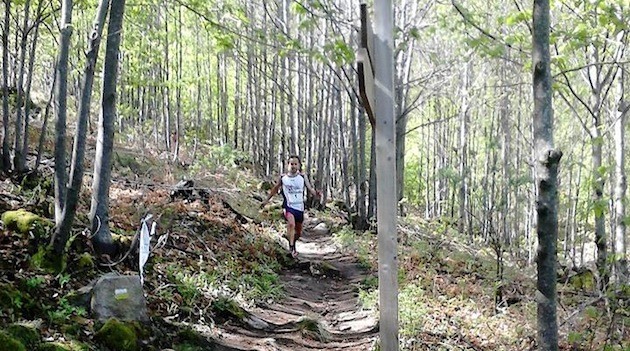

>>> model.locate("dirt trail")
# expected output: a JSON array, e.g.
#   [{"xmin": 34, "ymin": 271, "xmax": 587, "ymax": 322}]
[{"xmin": 202, "ymin": 220, "xmax": 379, "ymax": 350}]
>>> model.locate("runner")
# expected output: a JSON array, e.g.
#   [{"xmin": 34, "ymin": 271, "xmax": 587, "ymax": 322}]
[{"xmin": 261, "ymin": 155, "xmax": 321, "ymax": 257}]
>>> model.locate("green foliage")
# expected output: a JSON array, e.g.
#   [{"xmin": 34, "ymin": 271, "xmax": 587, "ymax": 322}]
[
  {"xmin": 213, "ymin": 31, "xmax": 236, "ymax": 52},
  {"xmin": 239, "ymin": 269, "xmax": 283, "ymax": 301},
  {"xmin": 25, "ymin": 276, "xmax": 46, "ymax": 291},
  {"xmin": 47, "ymin": 297, "xmax": 87, "ymax": 325},
  {"xmin": 403, "ymin": 158, "xmax": 424, "ymax": 204},
  {"xmin": 332, "ymin": 225, "xmax": 356, "ymax": 247},
  {"xmin": 568, "ymin": 270, "xmax": 596, "ymax": 291},
  {"xmin": 291, "ymin": 2, "xmax": 308, "ymax": 15},
  {"xmin": 0, "ymin": 283, "xmax": 25, "ymax": 318},
  {"xmin": 360, "ymin": 275, "xmax": 378, "ymax": 291},
  {"xmin": 438, "ymin": 166, "xmax": 461, "ymax": 184},
  {"xmin": 503, "ymin": 10, "xmax": 531, "ymax": 26},
  {"xmin": 191, "ymin": 144, "xmax": 249, "ymax": 173},
  {"xmin": 211, "ymin": 296, "xmax": 246, "ymax": 319},
  {"xmin": 323, "ymin": 39, "xmax": 355, "ymax": 65},
  {"xmin": 170, "ymin": 271, "xmax": 202, "ymax": 307},
  {"xmin": 398, "ymin": 283, "xmax": 430, "ymax": 337},
  {"xmin": 95, "ymin": 318, "xmax": 138, "ymax": 351}
]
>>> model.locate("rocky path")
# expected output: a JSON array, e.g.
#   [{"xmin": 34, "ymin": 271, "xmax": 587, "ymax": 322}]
[{"xmin": 204, "ymin": 220, "xmax": 379, "ymax": 350}]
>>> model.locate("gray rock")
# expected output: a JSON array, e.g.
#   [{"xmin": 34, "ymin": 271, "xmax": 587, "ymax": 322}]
[
  {"xmin": 91, "ymin": 273, "xmax": 149, "ymax": 322},
  {"xmin": 312, "ymin": 222, "xmax": 329, "ymax": 234}
]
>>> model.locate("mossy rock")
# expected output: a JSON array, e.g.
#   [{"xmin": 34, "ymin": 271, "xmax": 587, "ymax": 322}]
[
  {"xmin": 1, "ymin": 209, "xmax": 51, "ymax": 236},
  {"xmin": 222, "ymin": 192, "xmax": 264, "ymax": 224},
  {"xmin": 0, "ymin": 330, "xmax": 26, "ymax": 351},
  {"xmin": 7, "ymin": 322, "xmax": 40, "ymax": 348},
  {"xmin": 95, "ymin": 318, "xmax": 138, "ymax": 351}
]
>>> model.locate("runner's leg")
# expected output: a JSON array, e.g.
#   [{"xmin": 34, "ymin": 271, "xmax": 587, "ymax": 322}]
[
  {"xmin": 284, "ymin": 211, "xmax": 296, "ymax": 250},
  {"xmin": 295, "ymin": 221, "xmax": 303, "ymax": 241}
]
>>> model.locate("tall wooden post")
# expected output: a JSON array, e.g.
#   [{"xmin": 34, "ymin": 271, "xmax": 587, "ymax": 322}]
[{"xmin": 357, "ymin": 2, "xmax": 398, "ymax": 348}]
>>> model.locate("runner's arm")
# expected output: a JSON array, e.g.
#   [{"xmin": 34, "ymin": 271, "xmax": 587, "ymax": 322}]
[
  {"xmin": 261, "ymin": 177, "xmax": 282, "ymax": 207},
  {"xmin": 303, "ymin": 175, "xmax": 321, "ymax": 198}
]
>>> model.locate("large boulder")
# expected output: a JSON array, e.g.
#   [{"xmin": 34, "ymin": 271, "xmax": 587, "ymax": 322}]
[{"xmin": 91, "ymin": 274, "xmax": 149, "ymax": 322}]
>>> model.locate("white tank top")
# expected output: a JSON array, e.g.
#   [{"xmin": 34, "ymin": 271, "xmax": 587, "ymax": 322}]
[{"xmin": 281, "ymin": 174, "xmax": 305, "ymax": 211}]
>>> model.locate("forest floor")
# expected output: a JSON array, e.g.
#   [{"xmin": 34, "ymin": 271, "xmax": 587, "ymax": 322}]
[
  {"xmin": 196, "ymin": 219, "xmax": 379, "ymax": 350},
  {"xmin": 0, "ymin": 144, "xmax": 628, "ymax": 351}
]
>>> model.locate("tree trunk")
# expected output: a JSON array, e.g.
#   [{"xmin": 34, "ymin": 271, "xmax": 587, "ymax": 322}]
[
  {"xmin": 613, "ymin": 67, "xmax": 628, "ymax": 284},
  {"xmin": 12, "ymin": 0, "xmax": 31, "ymax": 174},
  {"xmin": 533, "ymin": 0, "xmax": 560, "ymax": 349},
  {"xmin": 53, "ymin": 0, "xmax": 73, "ymax": 227},
  {"xmin": 173, "ymin": 4, "xmax": 182, "ymax": 162},
  {"xmin": 458, "ymin": 60, "xmax": 470, "ymax": 236},
  {"xmin": 1, "ymin": 0, "xmax": 10, "ymax": 172},
  {"xmin": 90, "ymin": 0, "xmax": 126, "ymax": 256},
  {"xmin": 51, "ymin": 0, "xmax": 111, "ymax": 255},
  {"xmin": 20, "ymin": 0, "xmax": 45, "ymax": 168},
  {"xmin": 35, "ymin": 71, "xmax": 56, "ymax": 169}
]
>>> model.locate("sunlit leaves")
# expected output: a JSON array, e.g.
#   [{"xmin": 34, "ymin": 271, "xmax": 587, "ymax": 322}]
[
  {"xmin": 213, "ymin": 31, "xmax": 236, "ymax": 52},
  {"xmin": 463, "ymin": 35, "xmax": 506, "ymax": 59},
  {"xmin": 503, "ymin": 10, "xmax": 531, "ymax": 26},
  {"xmin": 323, "ymin": 39, "xmax": 354, "ymax": 66},
  {"xmin": 408, "ymin": 27, "xmax": 421, "ymax": 40},
  {"xmin": 278, "ymin": 38, "xmax": 302, "ymax": 57},
  {"xmin": 291, "ymin": 2, "xmax": 308, "ymax": 15},
  {"xmin": 298, "ymin": 18, "xmax": 316, "ymax": 31}
]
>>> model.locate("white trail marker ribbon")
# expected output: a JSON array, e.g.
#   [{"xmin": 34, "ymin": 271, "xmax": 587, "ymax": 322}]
[{"xmin": 139, "ymin": 214, "xmax": 156, "ymax": 285}]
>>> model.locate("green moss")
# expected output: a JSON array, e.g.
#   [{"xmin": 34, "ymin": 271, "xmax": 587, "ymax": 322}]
[
  {"xmin": 2, "ymin": 209, "xmax": 44, "ymax": 234},
  {"xmin": 31, "ymin": 246, "xmax": 66, "ymax": 272},
  {"xmin": 95, "ymin": 318, "xmax": 138, "ymax": 351},
  {"xmin": 7, "ymin": 323, "xmax": 40, "ymax": 348},
  {"xmin": 77, "ymin": 253, "xmax": 94, "ymax": 268},
  {"xmin": 0, "ymin": 330, "xmax": 26, "ymax": 351}
]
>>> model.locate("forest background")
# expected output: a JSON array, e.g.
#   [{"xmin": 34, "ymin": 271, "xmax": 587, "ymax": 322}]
[{"xmin": 0, "ymin": 0, "xmax": 629, "ymax": 350}]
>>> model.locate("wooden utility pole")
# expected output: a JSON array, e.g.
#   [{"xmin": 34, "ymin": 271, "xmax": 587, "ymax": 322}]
[{"xmin": 358, "ymin": 2, "xmax": 399, "ymax": 350}]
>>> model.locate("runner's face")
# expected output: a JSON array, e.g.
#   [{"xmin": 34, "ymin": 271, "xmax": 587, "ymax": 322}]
[{"xmin": 288, "ymin": 158, "xmax": 300, "ymax": 173}]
